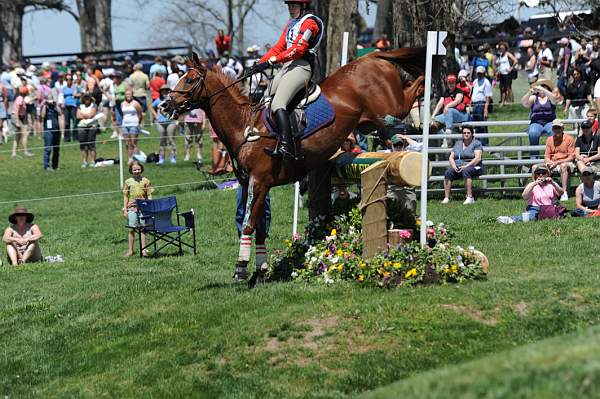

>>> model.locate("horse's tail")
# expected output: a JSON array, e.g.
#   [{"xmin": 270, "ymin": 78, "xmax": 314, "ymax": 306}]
[{"xmin": 369, "ymin": 48, "xmax": 426, "ymax": 77}]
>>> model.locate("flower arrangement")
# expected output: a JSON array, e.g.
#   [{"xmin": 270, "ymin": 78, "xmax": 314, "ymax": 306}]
[{"xmin": 268, "ymin": 208, "xmax": 487, "ymax": 287}]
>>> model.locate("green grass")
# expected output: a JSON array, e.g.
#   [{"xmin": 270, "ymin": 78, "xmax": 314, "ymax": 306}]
[{"xmin": 2, "ymin": 117, "xmax": 600, "ymax": 397}]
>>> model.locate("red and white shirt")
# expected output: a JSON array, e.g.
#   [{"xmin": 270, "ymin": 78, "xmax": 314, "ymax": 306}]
[{"xmin": 260, "ymin": 14, "xmax": 323, "ymax": 64}]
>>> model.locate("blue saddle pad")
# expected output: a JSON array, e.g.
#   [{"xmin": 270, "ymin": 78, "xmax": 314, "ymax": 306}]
[{"xmin": 262, "ymin": 94, "xmax": 336, "ymax": 140}]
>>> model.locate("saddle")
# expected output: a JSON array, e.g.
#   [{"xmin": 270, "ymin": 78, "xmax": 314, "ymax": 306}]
[{"xmin": 262, "ymin": 81, "xmax": 335, "ymax": 141}]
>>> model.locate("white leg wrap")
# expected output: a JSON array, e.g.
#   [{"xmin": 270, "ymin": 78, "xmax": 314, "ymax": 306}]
[
  {"xmin": 256, "ymin": 244, "xmax": 267, "ymax": 271},
  {"xmin": 238, "ymin": 234, "xmax": 252, "ymax": 262}
]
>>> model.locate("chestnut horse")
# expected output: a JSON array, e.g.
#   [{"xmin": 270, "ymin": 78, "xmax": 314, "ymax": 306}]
[{"xmin": 162, "ymin": 48, "xmax": 425, "ymax": 282}]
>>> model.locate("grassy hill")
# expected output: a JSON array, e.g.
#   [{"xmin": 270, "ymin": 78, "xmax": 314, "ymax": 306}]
[{"xmin": 2, "ymin": 104, "xmax": 600, "ymax": 398}]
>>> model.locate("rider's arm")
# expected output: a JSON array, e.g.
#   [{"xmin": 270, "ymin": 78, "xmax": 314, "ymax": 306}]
[
  {"xmin": 269, "ymin": 18, "xmax": 320, "ymax": 64},
  {"xmin": 259, "ymin": 24, "xmax": 289, "ymax": 63}
]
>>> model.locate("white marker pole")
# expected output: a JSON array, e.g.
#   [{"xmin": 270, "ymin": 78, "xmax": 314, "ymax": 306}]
[
  {"xmin": 420, "ymin": 31, "xmax": 447, "ymax": 246},
  {"xmin": 341, "ymin": 32, "xmax": 349, "ymax": 67},
  {"xmin": 293, "ymin": 182, "xmax": 300, "ymax": 235},
  {"xmin": 118, "ymin": 134, "xmax": 124, "ymax": 189}
]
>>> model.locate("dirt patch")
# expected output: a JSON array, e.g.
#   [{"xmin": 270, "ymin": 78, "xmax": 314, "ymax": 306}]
[
  {"xmin": 264, "ymin": 316, "xmax": 339, "ymax": 352},
  {"xmin": 440, "ymin": 304, "xmax": 498, "ymax": 326},
  {"xmin": 512, "ymin": 301, "xmax": 530, "ymax": 317}
]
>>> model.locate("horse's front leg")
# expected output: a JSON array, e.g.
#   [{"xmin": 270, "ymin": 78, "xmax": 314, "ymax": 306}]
[{"xmin": 234, "ymin": 177, "xmax": 268, "ymax": 283}]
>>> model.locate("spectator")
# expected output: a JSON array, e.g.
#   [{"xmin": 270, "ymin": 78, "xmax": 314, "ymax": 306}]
[
  {"xmin": 595, "ymin": 75, "xmax": 600, "ymax": 116},
  {"xmin": 484, "ymin": 44, "xmax": 496, "ymax": 83},
  {"xmin": 575, "ymin": 121, "xmax": 600, "ymax": 174},
  {"xmin": 42, "ymin": 90, "xmax": 61, "ymax": 171},
  {"xmin": 432, "ymin": 74, "xmax": 469, "ymax": 147},
  {"xmin": 217, "ymin": 53, "xmax": 243, "ymax": 79},
  {"xmin": 442, "ymin": 125, "xmax": 483, "ymax": 205},
  {"xmin": 215, "ymin": 29, "xmax": 232, "ymax": 56},
  {"xmin": 167, "ymin": 64, "xmax": 180, "ymax": 89},
  {"xmin": 521, "ymin": 79, "xmax": 559, "ymax": 158},
  {"xmin": 497, "ymin": 165, "xmax": 563, "ymax": 223},
  {"xmin": 150, "ymin": 70, "xmax": 166, "ymax": 101},
  {"xmin": 76, "ymin": 93, "xmax": 98, "ymax": 168},
  {"xmin": 151, "ymin": 85, "xmax": 177, "ymax": 164},
  {"xmin": 573, "ymin": 167, "xmax": 600, "ymax": 217},
  {"xmin": 63, "ymin": 74, "xmax": 79, "ymax": 142},
  {"xmin": 120, "ymin": 88, "xmax": 143, "ymax": 164},
  {"xmin": 149, "ymin": 56, "xmax": 167, "ymax": 78},
  {"xmin": 585, "ymin": 108, "xmax": 598, "ymax": 135},
  {"xmin": 496, "ymin": 42, "xmax": 518, "ymax": 107},
  {"xmin": 556, "ymin": 37, "xmax": 572, "ymax": 96},
  {"xmin": 537, "ymin": 40, "xmax": 554, "ymax": 80},
  {"xmin": 85, "ymin": 77, "xmax": 102, "ymax": 107},
  {"xmin": 183, "ymin": 108, "xmax": 205, "ymax": 166},
  {"xmin": 565, "ymin": 68, "xmax": 591, "ymax": 123},
  {"xmin": 22, "ymin": 76, "xmax": 39, "ymax": 137},
  {"xmin": 112, "ymin": 72, "xmax": 128, "ymax": 138},
  {"xmin": 531, "ymin": 120, "xmax": 575, "ymax": 201},
  {"xmin": 98, "ymin": 71, "xmax": 115, "ymax": 132},
  {"xmin": 525, "ymin": 47, "xmax": 538, "ymax": 83},
  {"xmin": 470, "ymin": 46, "xmax": 489, "ymax": 82},
  {"xmin": 129, "ymin": 63, "xmax": 150, "ymax": 116},
  {"xmin": 54, "ymin": 72, "xmax": 67, "ymax": 138},
  {"xmin": 123, "ymin": 161, "xmax": 153, "ymax": 257},
  {"xmin": 12, "ymin": 86, "xmax": 32, "ymax": 158},
  {"xmin": 3, "ymin": 206, "xmax": 43, "ymax": 265},
  {"xmin": 471, "ymin": 66, "xmax": 492, "ymax": 145},
  {"xmin": 375, "ymin": 34, "xmax": 391, "ymax": 50},
  {"xmin": 0, "ymin": 79, "xmax": 7, "ymax": 144}
]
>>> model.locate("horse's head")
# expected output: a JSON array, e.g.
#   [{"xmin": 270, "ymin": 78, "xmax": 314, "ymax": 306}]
[{"xmin": 160, "ymin": 52, "xmax": 207, "ymax": 119}]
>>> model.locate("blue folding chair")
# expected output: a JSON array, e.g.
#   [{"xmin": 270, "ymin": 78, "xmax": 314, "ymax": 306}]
[{"xmin": 135, "ymin": 196, "xmax": 196, "ymax": 257}]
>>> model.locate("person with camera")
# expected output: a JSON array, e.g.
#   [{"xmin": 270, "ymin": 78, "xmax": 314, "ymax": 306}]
[
  {"xmin": 497, "ymin": 165, "xmax": 563, "ymax": 223},
  {"xmin": 521, "ymin": 79, "xmax": 560, "ymax": 159},
  {"xmin": 531, "ymin": 120, "xmax": 574, "ymax": 201}
]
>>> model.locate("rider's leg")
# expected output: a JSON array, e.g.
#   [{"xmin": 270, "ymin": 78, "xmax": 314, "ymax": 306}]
[{"xmin": 266, "ymin": 60, "xmax": 312, "ymax": 159}]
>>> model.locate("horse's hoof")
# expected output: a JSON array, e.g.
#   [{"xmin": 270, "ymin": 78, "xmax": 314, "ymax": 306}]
[
  {"xmin": 233, "ymin": 266, "xmax": 250, "ymax": 282},
  {"xmin": 248, "ymin": 271, "xmax": 267, "ymax": 288}
]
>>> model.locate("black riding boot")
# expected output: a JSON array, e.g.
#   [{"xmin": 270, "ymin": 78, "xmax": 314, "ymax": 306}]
[{"xmin": 265, "ymin": 109, "xmax": 297, "ymax": 160}]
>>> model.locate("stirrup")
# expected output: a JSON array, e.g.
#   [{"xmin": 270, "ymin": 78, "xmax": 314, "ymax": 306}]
[{"xmin": 233, "ymin": 266, "xmax": 250, "ymax": 282}]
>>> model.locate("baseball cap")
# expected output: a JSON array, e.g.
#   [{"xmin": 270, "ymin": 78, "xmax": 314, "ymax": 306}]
[
  {"xmin": 458, "ymin": 70, "xmax": 468, "ymax": 78},
  {"xmin": 446, "ymin": 74, "xmax": 457, "ymax": 83},
  {"xmin": 391, "ymin": 134, "xmax": 405, "ymax": 145},
  {"xmin": 581, "ymin": 120, "xmax": 593, "ymax": 129},
  {"xmin": 582, "ymin": 166, "xmax": 596, "ymax": 176},
  {"xmin": 534, "ymin": 165, "xmax": 549, "ymax": 174},
  {"xmin": 557, "ymin": 37, "xmax": 569, "ymax": 45},
  {"xmin": 551, "ymin": 119, "xmax": 564, "ymax": 128},
  {"xmin": 476, "ymin": 66, "xmax": 486, "ymax": 74}
]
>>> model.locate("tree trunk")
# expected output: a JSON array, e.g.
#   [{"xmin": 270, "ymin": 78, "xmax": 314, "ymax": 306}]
[
  {"xmin": 236, "ymin": 2, "xmax": 244, "ymax": 55},
  {"xmin": 325, "ymin": 0, "xmax": 358, "ymax": 76},
  {"xmin": 312, "ymin": 0, "xmax": 329, "ymax": 82},
  {"xmin": 373, "ymin": 0, "xmax": 392, "ymax": 42},
  {"xmin": 76, "ymin": 0, "xmax": 112, "ymax": 53},
  {"xmin": 1, "ymin": 2, "xmax": 25, "ymax": 64}
]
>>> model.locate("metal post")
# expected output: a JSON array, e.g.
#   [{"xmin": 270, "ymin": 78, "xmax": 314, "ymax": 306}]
[
  {"xmin": 420, "ymin": 32, "xmax": 436, "ymax": 247},
  {"xmin": 118, "ymin": 134, "xmax": 124, "ymax": 189},
  {"xmin": 341, "ymin": 32, "xmax": 349, "ymax": 67},
  {"xmin": 293, "ymin": 181, "xmax": 300, "ymax": 236}
]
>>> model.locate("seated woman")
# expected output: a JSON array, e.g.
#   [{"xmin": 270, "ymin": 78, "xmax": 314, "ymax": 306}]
[
  {"xmin": 442, "ymin": 125, "xmax": 483, "ymax": 205},
  {"xmin": 3, "ymin": 207, "xmax": 43, "ymax": 265},
  {"xmin": 575, "ymin": 120, "xmax": 600, "ymax": 174},
  {"xmin": 521, "ymin": 79, "xmax": 560, "ymax": 159},
  {"xmin": 573, "ymin": 167, "xmax": 600, "ymax": 217},
  {"xmin": 431, "ymin": 74, "xmax": 469, "ymax": 147},
  {"xmin": 497, "ymin": 165, "xmax": 563, "ymax": 223}
]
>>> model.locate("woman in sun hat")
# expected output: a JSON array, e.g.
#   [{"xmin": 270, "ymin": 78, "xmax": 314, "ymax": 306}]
[
  {"xmin": 521, "ymin": 78, "xmax": 560, "ymax": 159},
  {"xmin": 3, "ymin": 206, "xmax": 43, "ymax": 265}
]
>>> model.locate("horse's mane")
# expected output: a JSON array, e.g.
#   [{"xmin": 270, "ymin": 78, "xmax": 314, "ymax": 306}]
[{"xmin": 209, "ymin": 69, "xmax": 252, "ymax": 106}]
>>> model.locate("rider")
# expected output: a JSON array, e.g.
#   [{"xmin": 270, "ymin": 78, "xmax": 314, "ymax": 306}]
[{"xmin": 251, "ymin": 0, "xmax": 324, "ymax": 160}]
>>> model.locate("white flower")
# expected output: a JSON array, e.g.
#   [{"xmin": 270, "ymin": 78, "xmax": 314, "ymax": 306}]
[
  {"xmin": 426, "ymin": 220, "xmax": 434, "ymax": 227},
  {"xmin": 468, "ymin": 246, "xmax": 475, "ymax": 251},
  {"xmin": 439, "ymin": 223, "xmax": 445, "ymax": 228},
  {"xmin": 330, "ymin": 256, "xmax": 339, "ymax": 264},
  {"xmin": 323, "ymin": 272, "xmax": 334, "ymax": 284},
  {"xmin": 291, "ymin": 271, "xmax": 298, "ymax": 278}
]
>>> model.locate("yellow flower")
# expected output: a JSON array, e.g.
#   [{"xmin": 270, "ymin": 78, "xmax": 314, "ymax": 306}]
[
  {"xmin": 337, "ymin": 264, "xmax": 343, "ymax": 271},
  {"xmin": 405, "ymin": 268, "xmax": 417, "ymax": 278},
  {"xmin": 384, "ymin": 261, "xmax": 391, "ymax": 267},
  {"xmin": 359, "ymin": 261, "xmax": 366, "ymax": 269},
  {"xmin": 393, "ymin": 262, "xmax": 401, "ymax": 269},
  {"xmin": 331, "ymin": 229, "xmax": 337, "ymax": 236},
  {"xmin": 382, "ymin": 271, "xmax": 391, "ymax": 278},
  {"xmin": 358, "ymin": 275, "xmax": 365, "ymax": 282},
  {"xmin": 451, "ymin": 265, "xmax": 458, "ymax": 273},
  {"xmin": 323, "ymin": 250, "xmax": 330, "ymax": 256},
  {"xmin": 416, "ymin": 219, "xmax": 421, "ymax": 226},
  {"xmin": 337, "ymin": 249, "xmax": 343, "ymax": 257},
  {"xmin": 284, "ymin": 239, "xmax": 292, "ymax": 248}
]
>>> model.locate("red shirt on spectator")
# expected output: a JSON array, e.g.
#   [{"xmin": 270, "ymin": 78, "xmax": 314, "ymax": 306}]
[
  {"xmin": 150, "ymin": 77, "xmax": 166, "ymax": 100},
  {"xmin": 215, "ymin": 33, "xmax": 231, "ymax": 56}
]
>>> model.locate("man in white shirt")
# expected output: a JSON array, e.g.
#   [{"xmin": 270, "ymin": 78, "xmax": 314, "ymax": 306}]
[
  {"xmin": 538, "ymin": 41, "xmax": 554, "ymax": 80},
  {"xmin": 471, "ymin": 66, "xmax": 493, "ymax": 145}
]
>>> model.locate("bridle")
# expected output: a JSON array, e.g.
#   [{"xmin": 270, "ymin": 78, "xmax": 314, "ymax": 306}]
[
  {"xmin": 167, "ymin": 67, "xmax": 207, "ymax": 117},
  {"xmin": 166, "ymin": 66, "xmax": 255, "ymax": 117}
]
